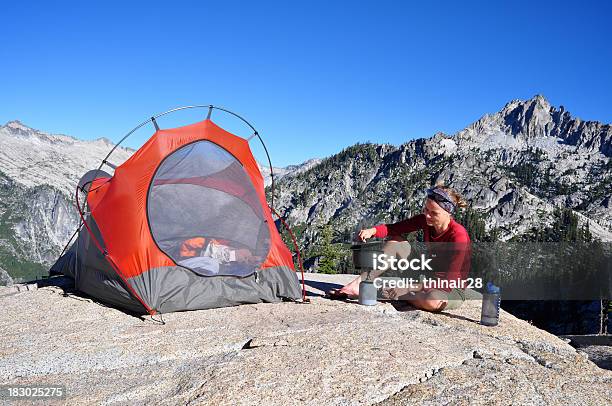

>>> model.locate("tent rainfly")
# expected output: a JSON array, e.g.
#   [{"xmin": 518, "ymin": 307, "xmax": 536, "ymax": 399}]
[{"xmin": 52, "ymin": 108, "xmax": 303, "ymax": 315}]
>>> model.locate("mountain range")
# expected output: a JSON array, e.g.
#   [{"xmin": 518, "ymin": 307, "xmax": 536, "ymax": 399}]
[
  {"xmin": 273, "ymin": 95, "xmax": 611, "ymax": 250},
  {"xmin": 0, "ymin": 95, "xmax": 610, "ymax": 283}
]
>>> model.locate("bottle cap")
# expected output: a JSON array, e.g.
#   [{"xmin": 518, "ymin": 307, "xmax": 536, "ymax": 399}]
[{"xmin": 486, "ymin": 281, "xmax": 500, "ymax": 294}]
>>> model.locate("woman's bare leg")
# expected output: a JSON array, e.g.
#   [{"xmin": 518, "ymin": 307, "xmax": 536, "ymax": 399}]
[{"xmin": 331, "ymin": 236, "xmax": 410, "ymax": 298}]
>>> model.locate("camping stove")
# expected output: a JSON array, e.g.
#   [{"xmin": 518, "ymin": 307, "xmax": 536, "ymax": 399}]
[
  {"xmin": 350, "ymin": 241, "xmax": 384, "ymax": 270},
  {"xmin": 351, "ymin": 241, "xmax": 384, "ymax": 306}
]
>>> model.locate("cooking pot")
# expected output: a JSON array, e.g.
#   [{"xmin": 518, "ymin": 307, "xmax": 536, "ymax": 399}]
[{"xmin": 350, "ymin": 241, "xmax": 385, "ymax": 270}]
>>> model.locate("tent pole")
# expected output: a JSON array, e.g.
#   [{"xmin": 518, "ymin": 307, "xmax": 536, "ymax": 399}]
[
  {"xmin": 151, "ymin": 117, "xmax": 160, "ymax": 131},
  {"xmin": 253, "ymin": 131, "xmax": 275, "ymax": 209}
]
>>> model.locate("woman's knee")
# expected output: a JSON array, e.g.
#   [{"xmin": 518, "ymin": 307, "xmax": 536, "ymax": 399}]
[{"xmin": 383, "ymin": 239, "xmax": 411, "ymax": 258}]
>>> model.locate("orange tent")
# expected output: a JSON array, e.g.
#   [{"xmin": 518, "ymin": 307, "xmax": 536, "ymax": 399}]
[{"xmin": 52, "ymin": 110, "xmax": 302, "ymax": 315}]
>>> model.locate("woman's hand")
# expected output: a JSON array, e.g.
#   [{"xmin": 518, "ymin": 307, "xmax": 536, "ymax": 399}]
[{"xmin": 357, "ymin": 227, "xmax": 377, "ymax": 242}]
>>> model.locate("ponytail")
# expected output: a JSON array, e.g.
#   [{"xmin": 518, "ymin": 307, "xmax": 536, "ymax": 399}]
[{"xmin": 434, "ymin": 182, "xmax": 468, "ymax": 209}]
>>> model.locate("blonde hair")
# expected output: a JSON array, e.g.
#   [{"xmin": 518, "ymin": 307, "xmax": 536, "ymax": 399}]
[{"xmin": 434, "ymin": 182, "xmax": 468, "ymax": 209}]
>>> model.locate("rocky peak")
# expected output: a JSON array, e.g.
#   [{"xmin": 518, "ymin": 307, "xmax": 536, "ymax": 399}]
[
  {"xmin": 3, "ymin": 120, "xmax": 45, "ymax": 138},
  {"xmin": 501, "ymin": 94, "xmax": 551, "ymax": 115},
  {"xmin": 4, "ymin": 120, "xmax": 31, "ymax": 131},
  {"xmin": 461, "ymin": 94, "xmax": 555, "ymax": 142},
  {"xmin": 457, "ymin": 95, "xmax": 611, "ymax": 156},
  {"xmin": 501, "ymin": 94, "xmax": 554, "ymax": 138},
  {"xmin": 261, "ymin": 158, "xmax": 322, "ymax": 187},
  {"xmin": 0, "ymin": 121, "xmax": 133, "ymax": 195}
]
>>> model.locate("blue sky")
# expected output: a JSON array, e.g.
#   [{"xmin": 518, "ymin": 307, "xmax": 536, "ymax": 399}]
[{"xmin": 1, "ymin": 1, "xmax": 610, "ymax": 166}]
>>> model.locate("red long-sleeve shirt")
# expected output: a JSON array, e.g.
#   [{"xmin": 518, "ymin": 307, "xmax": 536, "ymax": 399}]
[{"xmin": 374, "ymin": 214, "xmax": 471, "ymax": 292}]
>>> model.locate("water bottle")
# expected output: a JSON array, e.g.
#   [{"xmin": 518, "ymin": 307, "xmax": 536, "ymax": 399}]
[{"xmin": 480, "ymin": 282, "xmax": 501, "ymax": 326}]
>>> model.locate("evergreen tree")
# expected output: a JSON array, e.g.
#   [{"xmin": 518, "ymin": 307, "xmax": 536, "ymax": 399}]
[
  {"xmin": 313, "ymin": 225, "xmax": 343, "ymax": 274},
  {"xmin": 456, "ymin": 206, "xmax": 490, "ymax": 242}
]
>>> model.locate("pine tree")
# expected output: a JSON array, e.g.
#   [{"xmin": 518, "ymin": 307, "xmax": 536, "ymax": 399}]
[
  {"xmin": 456, "ymin": 206, "xmax": 489, "ymax": 242},
  {"xmin": 314, "ymin": 225, "xmax": 343, "ymax": 274}
]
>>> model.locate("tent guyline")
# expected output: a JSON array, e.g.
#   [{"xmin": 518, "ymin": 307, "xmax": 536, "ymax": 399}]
[
  {"xmin": 52, "ymin": 106, "xmax": 305, "ymax": 315},
  {"xmin": 269, "ymin": 206, "xmax": 307, "ymax": 302}
]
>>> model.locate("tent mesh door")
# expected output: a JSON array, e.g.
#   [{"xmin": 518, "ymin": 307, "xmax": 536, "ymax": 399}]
[{"xmin": 147, "ymin": 140, "xmax": 270, "ymax": 277}]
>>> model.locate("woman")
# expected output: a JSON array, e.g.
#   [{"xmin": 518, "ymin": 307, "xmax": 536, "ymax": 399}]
[{"xmin": 327, "ymin": 184, "xmax": 471, "ymax": 312}]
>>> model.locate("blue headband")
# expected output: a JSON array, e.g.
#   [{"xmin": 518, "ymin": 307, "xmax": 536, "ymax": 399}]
[{"xmin": 426, "ymin": 187, "xmax": 456, "ymax": 215}]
